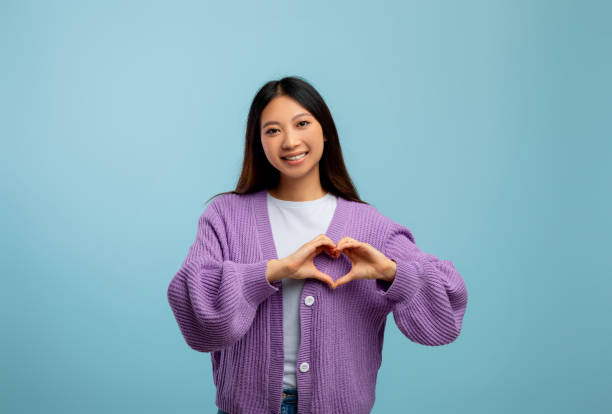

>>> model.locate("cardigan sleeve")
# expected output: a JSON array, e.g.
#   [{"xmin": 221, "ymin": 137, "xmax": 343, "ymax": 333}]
[
  {"xmin": 375, "ymin": 221, "xmax": 468, "ymax": 346},
  {"xmin": 167, "ymin": 203, "xmax": 279, "ymax": 353}
]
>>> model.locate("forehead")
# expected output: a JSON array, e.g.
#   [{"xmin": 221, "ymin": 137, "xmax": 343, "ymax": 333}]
[{"xmin": 261, "ymin": 96, "xmax": 308, "ymax": 120}]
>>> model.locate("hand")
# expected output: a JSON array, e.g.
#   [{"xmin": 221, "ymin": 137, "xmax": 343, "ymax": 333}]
[
  {"xmin": 280, "ymin": 234, "xmax": 338, "ymax": 289},
  {"xmin": 332, "ymin": 236, "xmax": 397, "ymax": 289}
]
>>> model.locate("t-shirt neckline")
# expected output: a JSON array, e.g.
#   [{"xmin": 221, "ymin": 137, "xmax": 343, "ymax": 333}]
[{"xmin": 266, "ymin": 191, "xmax": 335, "ymax": 208}]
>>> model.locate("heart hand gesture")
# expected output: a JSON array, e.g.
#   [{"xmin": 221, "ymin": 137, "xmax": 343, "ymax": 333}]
[{"xmin": 279, "ymin": 234, "xmax": 397, "ymax": 290}]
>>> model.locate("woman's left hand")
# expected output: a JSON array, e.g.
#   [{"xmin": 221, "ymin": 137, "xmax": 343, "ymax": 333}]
[{"xmin": 331, "ymin": 236, "xmax": 397, "ymax": 289}]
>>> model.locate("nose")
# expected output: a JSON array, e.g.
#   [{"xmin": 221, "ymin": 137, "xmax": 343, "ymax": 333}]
[{"xmin": 281, "ymin": 130, "xmax": 299, "ymax": 149}]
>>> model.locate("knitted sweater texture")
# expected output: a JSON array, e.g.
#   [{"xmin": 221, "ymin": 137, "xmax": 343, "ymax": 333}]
[{"xmin": 167, "ymin": 188, "xmax": 468, "ymax": 414}]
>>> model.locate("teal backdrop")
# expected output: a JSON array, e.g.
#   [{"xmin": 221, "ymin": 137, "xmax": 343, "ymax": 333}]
[{"xmin": 1, "ymin": 0, "xmax": 610, "ymax": 413}]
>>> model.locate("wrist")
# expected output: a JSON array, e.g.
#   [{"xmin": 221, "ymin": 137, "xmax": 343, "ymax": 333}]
[
  {"xmin": 381, "ymin": 258, "xmax": 397, "ymax": 282},
  {"xmin": 266, "ymin": 259, "xmax": 288, "ymax": 283}
]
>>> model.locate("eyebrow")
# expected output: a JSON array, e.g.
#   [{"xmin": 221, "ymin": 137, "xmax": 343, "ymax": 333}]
[{"xmin": 261, "ymin": 112, "xmax": 311, "ymax": 130}]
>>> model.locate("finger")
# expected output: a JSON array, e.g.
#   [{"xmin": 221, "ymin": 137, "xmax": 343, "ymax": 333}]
[
  {"xmin": 335, "ymin": 239, "xmax": 347, "ymax": 254},
  {"xmin": 321, "ymin": 234, "xmax": 336, "ymax": 245},
  {"xmin": 337, "ymin": 236, "xmax": 356, "ymax": 246},
  {"xmin": 312, "ymin": 236, "xmax": 335, "ymax": 249},
  {"xmin": 339, "ymin": 240, "xmax": 364, "ymax": 254},
  {"xmin": 336, "ymin": 238, "xmax": 356, "ymax": 251},
  {"xmin": 314, "ymin": 271, "xmax": 336, "ymax": 289},
  {"xmin": 336, "ymin": 241, "xmax": 356, "ymax": 257},
  {"xmin": 334, "ymin": 271, "xmax": 355, "ymax": 288},
  {"xmin": 319, "ymin": 240, "xmax": 339, "ymax": 257},
  {"xmin": 320, "ymin": 236, "xmax": 340, "ymax": 257},
  {"xmin": 313, "ymin": 234, "xmax": 334, "ymax": 245},
  {"xmin": 313, "ymin": 240, "xmax": 334, "ymax": 256},
  {"xmin": 313, "ymin": 244, "xmax": 326, "ymax": 256}
]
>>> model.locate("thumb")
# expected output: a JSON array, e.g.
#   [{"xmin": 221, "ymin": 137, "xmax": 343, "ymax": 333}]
[
  {"xmin": 334, "ymin": 269, "xmax": 355, "ymax": 288},
  {"xmin": 313, "ymin": 270, "xmax": 336, "ymax": 289}
]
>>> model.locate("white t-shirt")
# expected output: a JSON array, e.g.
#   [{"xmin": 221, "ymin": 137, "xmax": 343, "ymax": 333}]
[{"xmin": 266, "ymin": 190, "xmax": 338, "ymax": 389}]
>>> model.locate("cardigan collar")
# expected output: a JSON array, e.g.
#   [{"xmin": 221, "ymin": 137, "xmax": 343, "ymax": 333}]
[{"xmin": 253, "ymin": 188, "xmax": 351, "ymax": 262}]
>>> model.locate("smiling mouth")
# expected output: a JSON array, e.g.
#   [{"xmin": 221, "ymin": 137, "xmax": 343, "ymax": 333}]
[{"xmin": 281, "ymin": 152, "xmax": 308, "ymax": 160}]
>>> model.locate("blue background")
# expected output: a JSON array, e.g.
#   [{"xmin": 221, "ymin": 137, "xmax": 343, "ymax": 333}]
[{"xmin": 1, "ymin": 0, "xmax": 610, "ymax": 413}]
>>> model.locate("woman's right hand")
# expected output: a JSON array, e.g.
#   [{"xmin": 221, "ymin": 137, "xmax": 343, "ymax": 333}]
[{"xmin": 268, "ymin": 234, "xmax": 338, "ymax": 289}]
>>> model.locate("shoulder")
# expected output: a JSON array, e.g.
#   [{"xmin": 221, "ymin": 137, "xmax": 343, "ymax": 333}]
[
  {"xmin": 202, "ymin": 190, "xmax": 258, "ymax": 221},
  {"xmin": 342, "ymin": 198, "xmax": 397, "ymax": 246},
  {"xmin": 346, "ymin": 198, "xmax": 415, "ymax": 244},
  {"xmin": 346, "ymin": 198, "xmax": 393, "ymax": 228}
]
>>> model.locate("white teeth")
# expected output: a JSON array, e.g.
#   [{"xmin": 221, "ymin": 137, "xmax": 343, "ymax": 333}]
[{"xmin": 283, "ymin": 152, "xmax": 306, "ymax": 160}]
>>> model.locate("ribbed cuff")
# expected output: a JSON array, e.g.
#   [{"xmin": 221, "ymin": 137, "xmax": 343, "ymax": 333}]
[
  {"xmin": 376, "ymin": 258, "xmax": 426, "ymax": 304},
  {"xmin": 233, "ymin": 260, "xmax": 279, "ymax": 308}
]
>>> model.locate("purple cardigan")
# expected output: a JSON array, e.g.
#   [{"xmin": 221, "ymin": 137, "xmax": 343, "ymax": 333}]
[{"xmin": 167, "ymin": 189, "xmax": 468, "ymax": 414}]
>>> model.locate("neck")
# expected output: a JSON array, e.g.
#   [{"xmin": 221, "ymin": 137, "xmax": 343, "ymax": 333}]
[{"xmin": 268, "ymin": 183, "xmax": 327, "ymax": 202}]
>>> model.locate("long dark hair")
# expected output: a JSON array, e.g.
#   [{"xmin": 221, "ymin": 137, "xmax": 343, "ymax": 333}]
[{"xmin": 206, "ymin": 76, "xmax": 368, "ymax": 205}]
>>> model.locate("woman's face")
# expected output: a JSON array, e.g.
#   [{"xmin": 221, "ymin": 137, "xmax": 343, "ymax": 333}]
[{"xmin": 260, "ymin": 95, "xmax": 326, "ymax": 181}]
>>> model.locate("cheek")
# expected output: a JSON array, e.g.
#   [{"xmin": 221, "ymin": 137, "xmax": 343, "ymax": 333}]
[
  {"xmin": 263, "ymin": 145, "xmax": 283, "ymax": 166},
  {"xmin": 312, "ymin": 139, "xmax": 326, "ymax": 156},
  {"xmin": 260, "ymin": 141, "xmax": 273, "ymax": 157}
]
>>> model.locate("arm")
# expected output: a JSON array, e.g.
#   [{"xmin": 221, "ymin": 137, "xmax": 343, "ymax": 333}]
[
  {"xmin": 167, "ymin": 203, "xmax": 279, "ymax": 352},
  {"xmin": 376, "ymin": 221, "xmax": 468, "ymax": 345}
]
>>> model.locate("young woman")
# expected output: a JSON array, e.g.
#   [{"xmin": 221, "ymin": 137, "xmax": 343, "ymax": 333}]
[{"xmin": 167, "ymin": 76, "xmax": 468, "ymax": 414}]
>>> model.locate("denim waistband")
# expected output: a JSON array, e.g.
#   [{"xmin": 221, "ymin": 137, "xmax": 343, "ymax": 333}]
[
  {"xmin": 282, "ymin": 388, "xmax": 297, "ymax": 395},
  {"xmin": 282, "ymin": 388, "xmax": 298, "ymax": 401}
]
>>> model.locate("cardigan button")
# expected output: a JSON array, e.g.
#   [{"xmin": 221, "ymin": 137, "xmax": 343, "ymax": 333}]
[
  {"xmin": 304, "ymin": 295, "xmax": 315, "ymax": 306},
  {"xmin": 299, "ymin": 362, "xmax": 310, "ymax": 372}
]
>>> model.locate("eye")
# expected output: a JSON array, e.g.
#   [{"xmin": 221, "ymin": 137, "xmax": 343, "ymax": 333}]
[{"xmin": 265, "ymin": 121, "xmax": 310, "ymax": 135}]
